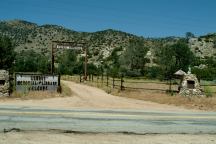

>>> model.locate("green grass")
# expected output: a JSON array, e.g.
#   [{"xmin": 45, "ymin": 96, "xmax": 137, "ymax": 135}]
[{"xmin": 204, "ymin": 86, "xmax": 214, "ymax": 97}]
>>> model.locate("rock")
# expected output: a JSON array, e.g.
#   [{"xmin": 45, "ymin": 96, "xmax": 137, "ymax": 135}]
[{"xmin": 0, "ymin": 70, "xmax": 10, "ymax": 97}]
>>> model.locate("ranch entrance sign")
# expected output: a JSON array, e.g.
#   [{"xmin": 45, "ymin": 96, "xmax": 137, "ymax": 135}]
[{"xmin": 15, "ymin": 73, "xmax": 60, "ymax": 92}]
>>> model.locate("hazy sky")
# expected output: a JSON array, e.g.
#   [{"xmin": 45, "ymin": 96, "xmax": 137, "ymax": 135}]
[{"xmin": 0, "ymin": 0, "xmax": 215, "ymax": 37}]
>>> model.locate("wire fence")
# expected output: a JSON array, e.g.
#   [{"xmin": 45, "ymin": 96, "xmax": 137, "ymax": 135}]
[
  {"xmin": 61, "ymin": 74, "xmax": 216, "ymax": 95},
  {"xmin": 62, "ymin": 75, "xmax": 177, "ymax": 93}
]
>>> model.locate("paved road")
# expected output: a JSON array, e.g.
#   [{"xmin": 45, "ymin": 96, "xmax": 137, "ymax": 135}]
[{"xmin": 0, "ymin": 105, "xmax": 216, "ymax": 134}]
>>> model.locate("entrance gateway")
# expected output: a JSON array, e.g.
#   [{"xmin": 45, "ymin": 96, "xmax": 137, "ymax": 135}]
[{"xmin": 51, "ymin": 41, "xmax": 87, "ymax": 80}]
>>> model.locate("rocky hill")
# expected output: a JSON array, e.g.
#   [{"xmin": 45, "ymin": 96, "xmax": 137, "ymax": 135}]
[
  {"xmin": 0, "ymin": 20, "xmax": 216, "ymax": 65},
  {"xmin": 0, "ymin": 20, "xmax": 146, "ymax": 65},
  {"xmin": 188, "ymin": 34, "xmax": 216, "ymax": 58}
]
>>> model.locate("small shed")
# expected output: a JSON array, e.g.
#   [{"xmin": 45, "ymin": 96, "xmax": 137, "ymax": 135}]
[
  {"xmin": 174, "ymin": 70, "xmax": 186, "ymax": 82},
  {"xmin": 174, "ymin": 69, "xmax": 186, "ymax": 77},
  {"xmin": 174, "ymin": 70, "xmax": 186, "ymax": 91}
]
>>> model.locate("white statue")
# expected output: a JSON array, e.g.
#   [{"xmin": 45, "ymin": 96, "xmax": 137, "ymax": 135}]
[{"xmin": 188, "ymin": 66, "xmax": 191, "ymax": 74}]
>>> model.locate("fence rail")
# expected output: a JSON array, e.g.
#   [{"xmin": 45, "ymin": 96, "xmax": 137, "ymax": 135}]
[
  {"xmin": 61, "ymin": 75, "xmax": 216, "ymax": 95},
  {"xmin": 62, "ymin": 75, "xmax": 175, "ymax": 92}
]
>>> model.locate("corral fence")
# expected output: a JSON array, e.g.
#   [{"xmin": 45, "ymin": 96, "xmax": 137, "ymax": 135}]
[
  {"xmin": 62, "ymin": 75, "xmax": 179, "ymax": 93},
  {"xmin": 62, "ymin": 74, "xmax": 125, "ymax": 91},
  {"xmin": 62, "ymin": 74, "xmax": 216, "ymax": 95}
]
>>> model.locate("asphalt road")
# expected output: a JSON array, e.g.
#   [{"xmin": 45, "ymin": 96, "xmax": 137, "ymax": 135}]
[{"xmin": 0, "ymin": 105, "xmax": 216, "ymax": 134}]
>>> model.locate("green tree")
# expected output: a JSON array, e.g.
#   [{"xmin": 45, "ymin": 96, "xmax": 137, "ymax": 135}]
[
  {"xmin": 157, "ymin": 44, "xmax": 176, "ymax": 79},
  {"xmin": 37, "ymin": 54, "xmax": 50, "ymax": 73},
  {"xmin": 204, "ymin": 56, "xmax": 216, "ymax": 67},
  {"xmin": 0, "ymin": 36, "xmax": 15, "ymax": 70},
  {"xmin": 186, "ymin": 32, "xmax": 195, "ymax": 39},
  {"xmin": 172, "ymin": 41, "xmax": 194, "ymax": 72},
  {"xmin": 72, "ymin": 57, "xmax": 84, "ymax": 74},
  {"xmin": 157, "ymin": 40, "xmax": 194, "ymax": 79},
  {"xmin": 87, "ymin": 63, "xmax": 98, "ymax": 75},
  {"xmin": 105, "ymin": 47, "xmax": 123, "ymax": 77},
  {"xmin": 15, "ymin": 50, "xmax": 50, "ymax": 73},
  {"xmin": 121, "ymin": 39, "xmax": 149, "ymax": 75},
  {"xmin": 57, "ymin": 50, "xmax": 78, "ymax": 75}
]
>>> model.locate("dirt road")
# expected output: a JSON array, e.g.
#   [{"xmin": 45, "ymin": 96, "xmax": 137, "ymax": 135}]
[
  {"xmin": 1, "ymin": 81, "xmax": 215, "ymax": 144},
  {"xmin": 1, "ymin": 132, "xmax": 216, "ymax": 144},
  {"xmin": 0, "ymin": 81, "xmax": 191, "ymax": 111}
]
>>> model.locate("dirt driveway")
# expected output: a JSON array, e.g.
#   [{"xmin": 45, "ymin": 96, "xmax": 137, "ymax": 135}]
[{"xmin": 0, "ymin": 81, "xmax": 192, "ymax": 111}]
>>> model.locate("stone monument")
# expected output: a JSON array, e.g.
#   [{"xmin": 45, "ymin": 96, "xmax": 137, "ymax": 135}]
[
  {"xmin": 178, "ymin": 68, "xmax": 204, "ymax": 97},
  {"xmin": 0, "ymin": 70, "xmax": 10, "ymax": 97}
]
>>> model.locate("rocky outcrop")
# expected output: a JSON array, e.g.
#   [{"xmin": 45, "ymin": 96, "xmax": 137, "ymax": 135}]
[{"xmin": 189, "ymin": 37, "xmax": 216, "ymax": 58}]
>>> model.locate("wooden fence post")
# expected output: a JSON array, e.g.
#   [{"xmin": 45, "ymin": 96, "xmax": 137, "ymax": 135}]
[
  {"xmin": 169, "ymin": 78, "xmax": 172, "ymax": 94},
  {"xmin": 112, "ymin": 77, "xmax": 115, "ymax": 88},
  {"xmin": 106, "ymin": 74, "xmax": 109, "ymax": 87},
  {"xmin": 89, "ymin": 74, "xmax": 91, "ymax": 81},
  {"xmin": 97, "ymin": 75, "xmax": 99, "ymax": 87},
  {"xmin": 120, "ymin": 75, "xmax": 124, "ymax": 90},
  {"xmin": 79, "ymin": 74, "xmax": 82, "ymax": 83},
  {"xmin": 102, "ymin": 73, "xmax": 104, "ymax": 85}
]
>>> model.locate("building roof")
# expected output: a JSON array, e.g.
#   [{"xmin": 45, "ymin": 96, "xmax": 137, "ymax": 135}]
[{"xmin": 174, "ymin": 70, "xmax": 186, "ymax": 76}]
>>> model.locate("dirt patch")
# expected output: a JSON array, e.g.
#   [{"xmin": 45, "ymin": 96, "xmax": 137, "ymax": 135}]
[
  {"xmin": 0, "ymin": 81, "xmax": 192, "ymax": 112},
  {"xmin": 0, "ymin": 131, "xmax": 215, "ymax": 144}
]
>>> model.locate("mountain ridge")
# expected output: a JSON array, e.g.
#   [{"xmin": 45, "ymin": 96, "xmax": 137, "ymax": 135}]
[{"xmin": 0, "ymin": 19, "xmax": 216, "ymax": 65}]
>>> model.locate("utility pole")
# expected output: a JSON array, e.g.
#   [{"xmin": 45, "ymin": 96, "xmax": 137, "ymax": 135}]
[
  {"xmin": 84, "ymin": 47, "xmax": 87, "ymax": 81},
  {"xmin": 51, "ymin": 42, "xmax": 54, "ymax": 74}
]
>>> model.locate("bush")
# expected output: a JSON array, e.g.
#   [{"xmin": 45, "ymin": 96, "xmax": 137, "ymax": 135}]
[
  {"xmin": 145, "ymin": 66, "xmax": 162, "ymax": 79},
  {"xmin": 213, "ymin": 41, "xmax": 216, "ymax": 49},
  {"xmin": 192, "ymin": 67, "xmax": 216, "ymax": 81},
  {"xmin": 125, "ymin": 70, "xmax": 142, "ymax": 77},
  {"xmin": 0, "ymin": 36, "xmax": 15, "ymax": 70},
  {"xmin": 204, "ymin": 86, "xmax": 213, "ymax": 97},
  {"xmin": 14, "ymin": 50, "xmax": 50, "ymax": 73}
]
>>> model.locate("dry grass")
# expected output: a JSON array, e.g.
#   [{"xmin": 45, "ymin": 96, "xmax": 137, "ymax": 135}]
[
  {"xmin": 10, "ymin": 91, "xmax": 59, "ymax": 100},
  {"xmin": 61, "ymin": 82, "xmax": 73, "ymax": 97},
  {"xmin": 116, "ymin": 90, "xmax": 216, "ymax": 111}
]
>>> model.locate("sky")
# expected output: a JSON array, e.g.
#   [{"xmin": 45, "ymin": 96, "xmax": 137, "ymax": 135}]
[{"xmin": 0, "ymin": 0, "xmax": 215, "ymax": 37}]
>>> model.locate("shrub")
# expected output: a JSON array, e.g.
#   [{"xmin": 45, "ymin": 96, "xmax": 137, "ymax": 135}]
[
  {"xmin": 145, "ymin": 66, "xmax": 162, "ymax": 79},
  {"xmin": 204, "ymin": 86, "xmax": 213, "ymax": 97},
  {"xmin": 125, "ymin": 70, "xmax": 142, "ymax": 77}
]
